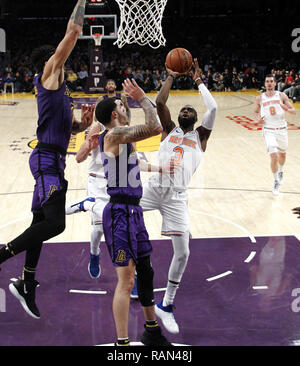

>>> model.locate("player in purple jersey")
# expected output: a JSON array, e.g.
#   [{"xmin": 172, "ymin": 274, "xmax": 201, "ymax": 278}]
[
  {"xmin": 94, "ymin": 78, "xmax": 172, "ymax": 346},
  {"xmin": 0, "ymin": 0, "xmax": 93, "ymax": 319}
]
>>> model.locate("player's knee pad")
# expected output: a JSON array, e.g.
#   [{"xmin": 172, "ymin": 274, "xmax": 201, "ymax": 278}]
[{"xmin": 136, "ymin": 256, "xmax": 154, "ymax": 307}]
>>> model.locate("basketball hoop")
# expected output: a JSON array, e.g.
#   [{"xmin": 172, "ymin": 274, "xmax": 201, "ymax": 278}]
[
  {"xmin": 114, "ymin": 0, "xmax": 168, "ymax": 49},
  {"xmin": 92, "ymin": 33, "xmax": 103, "ymax": 46}
]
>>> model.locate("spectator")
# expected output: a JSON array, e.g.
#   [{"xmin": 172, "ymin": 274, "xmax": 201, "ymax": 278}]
[
  {"xmin": 222, "ymin": 68, "xmax": 232, "ymax": 91},
  {"xmin": 206, "ymin": 69, "xmax": 214, "ymax": 90},
  {"xmin": 4, "ymin": 72, "xmax": 15, "ymax": 93},
  {"xmin": 212, "ymin": 72, "xmax": 225, "ymax": 91},
  {"xmin": 177, "ymin": 74, "xmax": 193, "ymax": 90},
  {"xmin": 231, "ymin": 73, "xmax": 243, "ymax": 91},
  {"xmin": 152, "ymin": 69, "xmax": 163, "ymax": 91},
  {"xmin": 23, "ymin": 72, "xmax": 33, "ymax": 92},
  {"xmin": 143, "ymin": 69, "xmax": 154, "ymax": 92},
  {"xmin": 115, "ymin": 69, "xmax": 125, "ymax": 91},
  {"xmin": 77, "ymin": 65, "xmax": 88, "ymax": 91},
  {"xmin": 134, "ymin": 69, "xmax": 144, "ymax": 89},
  {"xmin": 284, "ymin": 73, "xmax": 300, "ymax": 102},
  {"xmin": 14, "ymin": 72, "xmax": 24, "ymax": 92},
  {"xmin": 66, "ymin": 69, "xmax": 78, "ymax": 92}
]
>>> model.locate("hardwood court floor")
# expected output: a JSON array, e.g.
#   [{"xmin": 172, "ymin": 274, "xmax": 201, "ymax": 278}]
[
  {"xmin": 1, "ymin": 90, "xmax": 300, "ymax": 349},
  {"xmin": 0, "ymin": 90, "xmax": 299, "ymax": 244}
]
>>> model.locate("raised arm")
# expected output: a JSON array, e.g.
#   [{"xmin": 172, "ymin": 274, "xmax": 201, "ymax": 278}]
[
  {"xmin": 42, "ymin": 0, "xmax": 86, "ymax": 86},
  {"xmin": 155, "ymin": 66, "xmax": 179, "ymax": 139},
  {"xmin": 121, "ymin": 93, "xmax": 131, "ymax": 122},
  {"xmin": 106, "ymin": 79, "xmax": 162, "ymax": 145},
  {"xmin": 72, "ymin": 104, "xmax": 95, "ymax": 134},
  {"xmin": 192, "ymin": 59, "xmax": 217, "ymax": 151}
]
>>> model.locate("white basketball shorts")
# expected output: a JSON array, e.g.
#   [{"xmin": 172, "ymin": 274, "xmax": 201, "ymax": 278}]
[
  {"xmin": 262, "ymin": 127, "xmax": 288, "ymax": 154},
  {"xmin": 140, "ymin": 180, "xmax": 189, "ymax": 236},
  {"xmin": 87, "ymin": 174, "xmax": 109, "ymax": 225}
]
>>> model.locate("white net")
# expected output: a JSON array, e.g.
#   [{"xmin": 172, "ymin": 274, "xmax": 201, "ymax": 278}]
[
  {"xmin": 92, "ymin": 34, "xmax": 103, "ymax": 46},
  {"xmin": 114, "ymin": 0, "xmax": 168, "ymax": 49}
]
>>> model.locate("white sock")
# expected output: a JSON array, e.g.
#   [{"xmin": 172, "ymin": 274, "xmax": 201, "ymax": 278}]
[
  {"xmin": 163, "ymin": 281, "xmax": 179, "ymax": 306},
  {"xmin": 273, "ymin": 172, "xmax": 278, "ymax": 181},
  {"xmin": 278, "ymin": 164, "xmax": 283, "ymax": 173},
  {"xmin": 90, "ymin": 224, "xmax": 103, "ymax": 255},
  {"xmin": 162, "ymin": 231, "xmax": 190, "ymax": 306}
]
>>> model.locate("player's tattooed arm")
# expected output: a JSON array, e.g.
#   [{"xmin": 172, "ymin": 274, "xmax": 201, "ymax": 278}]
[
  {"xmin": 43, "ymin": 0, "xmax": 87, "ymax": 82},
  {"xmin": 107, "ymin": 122, "xmax": 161, "ymax": 145},
  {"xmin": 139, "ymin": 96, "xmax": 162, "ymax": 131},
  {"xmin": 68, "ymin": 0, "xmax": 86, "ymax": 28}
]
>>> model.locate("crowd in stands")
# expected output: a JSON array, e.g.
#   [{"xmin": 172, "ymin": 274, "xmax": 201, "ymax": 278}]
[{"xmin": 0, "ymin": 17, "xmax": 299, "ymax": 101}]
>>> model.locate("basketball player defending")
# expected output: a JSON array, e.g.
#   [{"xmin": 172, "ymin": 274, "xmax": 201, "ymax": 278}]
[
  {"xmin": 0, "ymin": 0, "xmax": 93, "ymax": 319},
  {"xmin": 94, "ymin": 79, "xmax": 131, "ymax": 121},
  {"xmin": 139, "ymin": 58, "xmax": 217, "ymax": 334},
  {"xmin": 95, "ymin": 78, "xmax": 171, "ymax": 346},
  {"xmin": 65, "ymin": 120, "xmax": 173, "ymax": 281},
  {"xmin": 254, "ymin": 74, "xmax": 296, "ymax": 195},
  {"xmin": 65, "ymin": 80, "xmax": 131, "ymax": 279}
]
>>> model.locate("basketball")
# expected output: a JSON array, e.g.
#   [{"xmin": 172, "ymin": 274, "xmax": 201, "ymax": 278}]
[{"xmin": 165, "ymin": 48, "xmax": 193, "ymax": 73}]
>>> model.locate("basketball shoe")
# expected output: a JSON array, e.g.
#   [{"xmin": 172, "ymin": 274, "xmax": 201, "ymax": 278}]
[
  {"xmin": 140, "ymin": 324, "xmax": 173, "ymax": 346},
  {"xmin": 65, "ymin": 197, "xmax": 95, "ymax": 215},
  {"xmin": 272, "ymin": 180, "xmax": 280, "ymax": 196},
  {"xmin": 88, "ymin": 253, "xmax": 101, "ymax": 278},
  {"xmin": 130, "ymin": 274, "xmax": 138, "ymax": 299},
  {"xmin": 9, "ymin": 278, "xmax": 40, "ymax": 319},
  {"xmin": 155, "ymin": 300, "xmax": 179, "ymax": 334}
]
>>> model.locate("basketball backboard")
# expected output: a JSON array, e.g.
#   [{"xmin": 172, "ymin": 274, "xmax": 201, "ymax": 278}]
[{"xmin": 78, "ymin": 14, "xmax": 117, "ymax": 41}]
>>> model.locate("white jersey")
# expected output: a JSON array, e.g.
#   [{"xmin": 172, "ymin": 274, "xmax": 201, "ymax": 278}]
[
  {"xmin": 87, "ymin": 147, "xmax": 105, "ymax": 179},
  {"xmin": 260, "ymin": 91, "xmax": 286, "ymax": 128},
  {"xmin": 149, "ymin": 127, "xmax": 203, "ymax": 191}
]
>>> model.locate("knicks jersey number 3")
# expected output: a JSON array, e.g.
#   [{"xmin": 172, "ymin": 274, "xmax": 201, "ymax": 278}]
[{"xmin": 152, "ymin": 127, "xmax": 203, "ymax": 191}]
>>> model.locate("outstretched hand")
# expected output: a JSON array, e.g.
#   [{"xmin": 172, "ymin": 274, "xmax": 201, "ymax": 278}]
[
  {"xmin": 87, "ymin": 132, "xmax": 100, "ymax": 150},
  {"xmin": 190, "ymin": 58, "xmax": 201, "ymax": 82},
  {"xmin": 81, "ymin": 104, "xmax": 95, "ymax": 130},
  {"xmin": 122, "ymin": 78, "xmax": 145, "ymax": 102},
  {"xmin": 165, "ymin": 64, "xmax": 182, "ymax": 78}
]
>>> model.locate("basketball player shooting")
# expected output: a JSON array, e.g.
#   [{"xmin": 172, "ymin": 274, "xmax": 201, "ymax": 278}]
[
  {"xmin": 0, "ymin": 0, "xmax": 93, "ymax": 319},
  {"xmin": 95, "ymin": 78, "xmax": 172, "ymax": 346},
  {"xmin": 139, "ymin": 58, "xmax": 217, "ymax": 334},
  {"xmin": 254, "ymin": 74, "xmax": 296, "ymax": 195}
]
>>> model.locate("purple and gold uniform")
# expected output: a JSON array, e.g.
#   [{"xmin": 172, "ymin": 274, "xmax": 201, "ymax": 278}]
[
  {"xmin": 30, "ymin": 73, "xmax": 73, "ymax": 213},
  {"xmin": 99, "ymin": 131, "xmax": 152, "ymax": 266}
]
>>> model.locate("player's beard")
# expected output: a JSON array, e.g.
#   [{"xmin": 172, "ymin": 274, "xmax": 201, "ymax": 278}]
[{"xmin": 178, "ymin": 115, "xmax": 196, "ymax": 129}]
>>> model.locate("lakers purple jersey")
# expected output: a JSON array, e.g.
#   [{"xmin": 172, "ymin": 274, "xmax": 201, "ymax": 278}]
[
  {"xmin": 99, "ymin": 130, "xmax": 142, "ymax": 199},
  {"xmin": 33, "ymin": 73, "xmax": 73, "ymax": 151}
]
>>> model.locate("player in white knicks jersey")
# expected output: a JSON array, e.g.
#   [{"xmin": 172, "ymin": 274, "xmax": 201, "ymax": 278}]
[
  {"xmin": 66, "ymin": 121, "xmax": 108, "ymax": 278},
  {"xmin": 140, "ymin": 58, "xmax": 217, "ymax": 334},
  {"xmin": 254, "ymin": 74, "xmax": 295, "ymax": 195}
]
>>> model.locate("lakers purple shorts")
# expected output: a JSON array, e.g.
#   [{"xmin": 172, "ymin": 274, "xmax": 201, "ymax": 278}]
[{"xmin": 103, "ymin": 202, "xmax": 152, "ymax": 266}]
